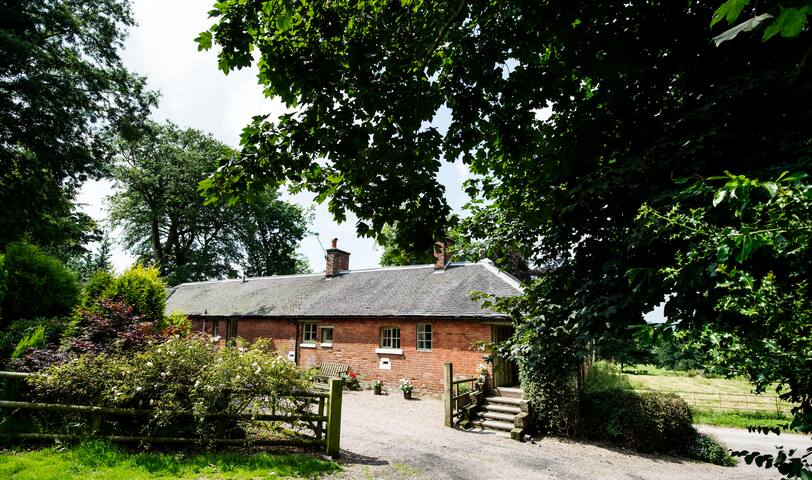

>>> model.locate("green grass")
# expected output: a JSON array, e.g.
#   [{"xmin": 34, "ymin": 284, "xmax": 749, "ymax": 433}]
[
  {"xmin": 0, "ymin": 440, "xmax": 340, "ymax": 479},
  {"xmin": 692, "ymin": 410, "xmax": 792, "ymax": 429}
]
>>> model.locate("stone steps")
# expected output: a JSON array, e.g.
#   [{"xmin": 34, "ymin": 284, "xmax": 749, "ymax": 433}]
[
  {"xmin": 469, "ymin": 418, "xmax": 513, "ymax": 432},
  {"xmin": 480, "ymin": 402, "xmax": 522, "ymax": 415},
  {"xmin": 466, "ymin": 387, "xmax": 526, "ymax": 438},
  {"xmin": 478, "ymin": 410, "xmax": 516, "ymax": 422},
  {"xmin": 492, "ymin": 386, "xmax": 523, "ymax": 399},
  {"xmin": 482, "ymin": 395, "xmax": 523, "ymax": 406}
]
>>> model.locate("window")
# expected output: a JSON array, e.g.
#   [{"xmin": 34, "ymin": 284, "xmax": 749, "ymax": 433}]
[
  {"xmin": 417, "ymin": 324, "xmax": 432, "ymax": 351},
  {"xmin": 320, "ymin": 327, "xmax": 334, "ymax": 346},
  {"xmin": 302, "ymin": 322, "xmax": 317, "ymax": 343},
  {"xmin": 380, "ymin": 327, "xmax": 401, "ymax": 349},
  {"xmin": 212, "ymin": 320, "xmax": 220, "ymax": 338}
]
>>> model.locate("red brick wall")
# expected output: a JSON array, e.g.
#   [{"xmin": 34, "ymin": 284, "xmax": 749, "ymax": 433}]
[
  {"xmin": 190, "ymin": 317, "xmax": 297, "ymax": 353},
  {"xmin": 189, "ymin": 316, "xmax": 495, "ymax": 394}
]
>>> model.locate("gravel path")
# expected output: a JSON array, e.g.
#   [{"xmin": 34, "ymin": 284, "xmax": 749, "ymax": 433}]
[
  {"xmin": 698, "ymin": 425, "xmax": 811, "ymax": 456},
  {"xmin": 328, "ymin": 391, "xmax": 787, "ymax": 479}
]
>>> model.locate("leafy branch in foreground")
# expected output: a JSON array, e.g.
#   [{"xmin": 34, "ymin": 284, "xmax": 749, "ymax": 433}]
[
  {"xmin": 638, "ymin": 172, "xmax": 812, "ymax": 478},
  {"xmin": 711, "ymin": 0, "xmax": 812, "ymax": 45}
]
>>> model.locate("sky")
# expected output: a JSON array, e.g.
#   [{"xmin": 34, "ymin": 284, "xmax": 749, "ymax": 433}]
[{"xmin": 78, "ymin": 0, "xmax": 470, "ymax": 275}]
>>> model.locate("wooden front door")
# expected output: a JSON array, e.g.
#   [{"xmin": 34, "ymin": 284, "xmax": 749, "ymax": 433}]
[{"xmin": 492, "ymin": 324, "xmax": 518, "ymax": 387}]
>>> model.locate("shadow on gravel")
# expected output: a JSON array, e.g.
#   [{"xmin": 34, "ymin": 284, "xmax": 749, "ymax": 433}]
[
  {"xmin": 337, "ymin": 450, "xmax": 389, "ymax": 467},
  {"xmin": 547, "ymin": 436, "xmax": 700, "ymax": 466}
]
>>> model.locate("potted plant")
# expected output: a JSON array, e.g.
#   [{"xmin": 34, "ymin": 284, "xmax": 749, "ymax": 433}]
[
  {"xmin": 372, "ymin": 378, "xmax": 383, "ymax": 395},
  {"xmin": 399, "ymin": 379, "xmax": 413, "ymax": 399},
  {"xmin": 476, "ymin": 363, "xmax": 489, "ymax": 385},
  {"xmin": 341, "ymin": 372, "xmax": 362, "ymax": 391}
]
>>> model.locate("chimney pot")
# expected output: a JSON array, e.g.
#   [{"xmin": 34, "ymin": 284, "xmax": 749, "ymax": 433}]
[{"xmin": 331, "ymin": 238, "xmax": 338, "ymax": 249}]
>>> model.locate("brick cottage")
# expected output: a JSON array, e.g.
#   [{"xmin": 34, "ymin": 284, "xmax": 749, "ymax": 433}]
[{"xmin": 165, "ymin": 239, "xmax": 522, "ymax": 393}]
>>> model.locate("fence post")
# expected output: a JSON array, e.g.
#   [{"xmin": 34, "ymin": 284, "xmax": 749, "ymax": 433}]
[
  {"xmin": 326, "ymin": 378, "xmax": 342, "ymax": 458},
  {"xmin": 444, "ymin": 363, "xmax": 453, "ymax": 427}
]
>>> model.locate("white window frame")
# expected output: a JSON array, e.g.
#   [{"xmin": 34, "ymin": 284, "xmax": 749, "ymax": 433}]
[
  {"xmin": 417, "ymin": 324, "xmax": 432, "ymax": 351},
  {"xmin": 320, "ymin": 326, "xmax": 334, "ymax": 347},
  {"xmin": 380, "ymin": 327, "xmax": 401, "ymax": 349},
  {"xmin": 302, "ymin": 322, "xmax": 317, "ymax": 344}
]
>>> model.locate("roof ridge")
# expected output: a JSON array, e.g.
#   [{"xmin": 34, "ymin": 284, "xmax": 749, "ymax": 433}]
[
  {"xmin": 475, "ymin": 259, "xmax": 524, "ymax": 292},
  {"xmin": 172, "ymin": 262, "xmax": 489, "ymax": 287},
  {"xmin": 174, "ymin": 271, "xmax": 325, "ymax": 287}
]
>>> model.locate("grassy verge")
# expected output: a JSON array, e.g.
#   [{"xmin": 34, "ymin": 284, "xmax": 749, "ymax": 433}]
[
  {"xmin": 0, "ymin": 440, "xmax": 340, "ymax": 479},
  {"xmin": 692, "ymin": 410, "xmax": 792, "ymax": 429}
]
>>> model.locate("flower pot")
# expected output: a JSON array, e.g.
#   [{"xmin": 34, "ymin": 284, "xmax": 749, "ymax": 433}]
[
  {"xmin": 403, "ymin": 390, "xmax": 412, "ymax": 400},
  {"xmin": 374, "ymin": 385, "xmax": 382, "ymax": 395}
]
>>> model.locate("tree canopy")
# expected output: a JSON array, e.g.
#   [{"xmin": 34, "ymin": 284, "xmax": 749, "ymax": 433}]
[
  {"xmin": 110, "ymin": 122, "xmax": 310, "ymax": 285},
  {"xmin": 198, "ymin": 0, "xmax": 810, "ymax": 434},
  {"xmin": 0, "ymin": 0, "xmax": 156, "ymax": 256}
]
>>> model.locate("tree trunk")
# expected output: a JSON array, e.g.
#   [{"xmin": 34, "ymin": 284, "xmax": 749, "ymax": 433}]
[{"xmin": 150, "ymin": 218, "xmax": 163, "ymax": 270}]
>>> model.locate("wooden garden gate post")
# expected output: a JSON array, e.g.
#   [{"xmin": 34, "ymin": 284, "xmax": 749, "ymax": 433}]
[
  {"xmin": 326, "ymin": 378, "xmax": 343, "ymax": 458},
  {"xmin": 444, "ymin": 363, "xmax": 453, "ymax": 427}
]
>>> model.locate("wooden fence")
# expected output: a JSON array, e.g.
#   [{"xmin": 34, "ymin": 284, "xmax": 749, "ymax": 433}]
[
  {"xmin": 0, "ymin": 371, "xmax": 343, "ymax": 458},
  {"xmin": 443, "ymin": 362, "xmax": 484, "ymax": 427},
  {"xmin": 634, "ymin": 388, "xmax": 794, "ymax": 414}
]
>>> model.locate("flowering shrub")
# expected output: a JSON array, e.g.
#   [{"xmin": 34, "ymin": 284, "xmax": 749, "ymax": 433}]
[
  {"xmin": 340, "ymin": 371, "xmax": 361, "ymax": 391},
  {"xmin": 399, "ymin": 379, "xmax": 413, "ymax": 393},
  {"xmin": 371, "ymin": 378, "xmax": 383, "ymax": 388},
  {"xmin": 26, "ymin": 336, "xmax": 313, "ymax": 440}
]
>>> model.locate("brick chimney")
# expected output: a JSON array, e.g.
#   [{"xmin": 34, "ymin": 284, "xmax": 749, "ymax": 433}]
[
  {"xmin": 325, "ymin": 238, "xmax": 350, "ymax": 277},
  {"xmin": 433, "ymin": 238, "xmax": 453, "ymax": 270}
]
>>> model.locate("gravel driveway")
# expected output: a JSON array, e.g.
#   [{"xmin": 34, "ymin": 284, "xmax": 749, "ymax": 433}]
[{"xmin": 328, "ymin": 390, "xmax": 805, "ymax": 479}]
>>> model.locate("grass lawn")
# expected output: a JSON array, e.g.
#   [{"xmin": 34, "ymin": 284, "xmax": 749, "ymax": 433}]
[
  {"xmin": 0, "ymin": 441, "xmax": 340, "ymax": 480},
  {"xmin": 692, "ymin": 410, "xmax": 791, "ymax": 429}
]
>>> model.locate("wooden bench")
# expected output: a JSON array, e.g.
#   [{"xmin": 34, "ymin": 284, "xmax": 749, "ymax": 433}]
[{"xmin": 314, "ymin": 362, "xmax": 349, "ymax": 389}]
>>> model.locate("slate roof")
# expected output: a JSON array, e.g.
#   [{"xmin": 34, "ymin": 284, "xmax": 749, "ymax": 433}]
[{"xmin": 165, "ymin": 260, "xmax": 522, "ymax": 318}]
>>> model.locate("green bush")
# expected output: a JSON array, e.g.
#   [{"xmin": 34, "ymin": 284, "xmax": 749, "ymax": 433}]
[
  {"xmin": 98, "ymin": 265, "xmax": 165, "ymax": 322},
  {"xmin": 581, "ymin": 388, "xmax": 694, "ymax": 453},
  {"xmin": 0, "ymin": 318, "xmax": 67, "ymax": 360},
  {"xmin": 0, "ymin": 253, "xmax": 5, "ymax": 319},
  {"xmin": 81, "ymin": 270, "xmax": 114, "ymax": 308},
  {"xmin": 0, "ymin": 242, "xmax": 79, "ymax": 325},
  {"xmin": 685, "ymin": 431, "xmax": 737, "ymax": 466},
  {"xmin": 11, "ymin": 324, "xmax": 46, "ymax": 359},
  {"xmin": 27, "ymin": 336, "xmax": 313, "ymax": 440},
  {"xmin": 158, "ymin": 310, "xmax": 191, "ymax": 335}
]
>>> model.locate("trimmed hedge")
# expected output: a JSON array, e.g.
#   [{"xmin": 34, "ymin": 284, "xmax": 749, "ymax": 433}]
[{"xmin": 581, "ymin": 388, "xmax": 694, "ymax": 452}]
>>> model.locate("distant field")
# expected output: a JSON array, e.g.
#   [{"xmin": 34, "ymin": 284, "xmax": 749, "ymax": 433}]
[{"xmin": 623, "ymin": 364, "xmax": 794, "ymax": 417}]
